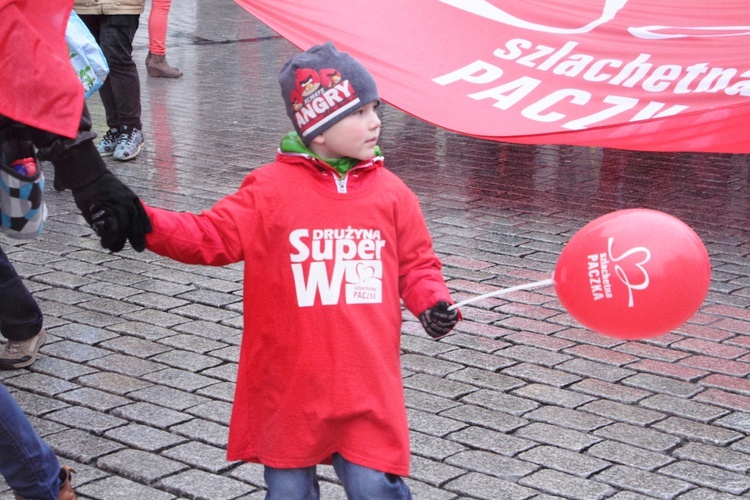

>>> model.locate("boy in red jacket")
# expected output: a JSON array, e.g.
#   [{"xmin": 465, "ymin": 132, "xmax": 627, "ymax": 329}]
[{"xmin": 95, "ymin": 41, "xmax": 459, "ymax": 498}]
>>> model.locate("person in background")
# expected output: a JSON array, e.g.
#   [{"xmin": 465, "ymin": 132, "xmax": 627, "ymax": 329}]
[
  {"xmin": 74, "ymin": 0, "xmax": 146, "ymax": 161},
  {"xmin": 145, "ymin": 0, "xmax": 183, "ymax": 78}
]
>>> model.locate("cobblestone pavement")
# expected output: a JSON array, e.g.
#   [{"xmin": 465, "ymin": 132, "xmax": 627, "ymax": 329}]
[{"xmin": 2, "ymin": 1, "xmax": 750, "ymax": 499}]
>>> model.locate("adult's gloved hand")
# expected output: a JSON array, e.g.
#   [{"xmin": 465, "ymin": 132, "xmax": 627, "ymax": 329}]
[
  {"xmin": 419, "ymin": 301, "xmax": 459, "ymax": 340},
  {"xmin": 27, "ymin": 107, "xmax": 152, "ymax": 253},
  {"xmin": 72, "ymin": 170, "xmax": 152, "ymax": 252}
]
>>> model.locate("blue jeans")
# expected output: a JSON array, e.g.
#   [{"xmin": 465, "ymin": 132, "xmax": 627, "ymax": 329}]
[
  {"xmin": 78, "ymin": 14, "xmax": 142, "ymax": 130},
  {"xmin": 0, "ymin": 246, "xmax": 43, "ymax": 342},
  {"xmin": 264, "ymin": 453, "xmax": 412, "ymax": 500},
  {"xmin": 0, "ymin": 382, "xmax": 61, "ymax": 499}
]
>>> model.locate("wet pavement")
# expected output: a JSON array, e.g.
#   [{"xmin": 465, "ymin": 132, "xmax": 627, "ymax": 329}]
[{"xmin": 2, "ymin": 1, "xmax": 750, "ymax": 498}]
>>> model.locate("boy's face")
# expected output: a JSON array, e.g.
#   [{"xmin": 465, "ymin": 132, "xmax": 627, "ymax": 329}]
[{"xmin": 310, "ymin": 102, "xmax": 381, "ymax": 161}]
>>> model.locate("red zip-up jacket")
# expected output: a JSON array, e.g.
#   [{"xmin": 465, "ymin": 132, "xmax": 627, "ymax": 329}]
[{"xmin": 144, "ymin": 150, "xmax": 453, "ymax": 475}]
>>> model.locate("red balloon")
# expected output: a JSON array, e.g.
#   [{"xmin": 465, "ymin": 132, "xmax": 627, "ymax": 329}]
[{"xmin": 553, "ymin": 209, "xmax": 711, "ymax": 340}]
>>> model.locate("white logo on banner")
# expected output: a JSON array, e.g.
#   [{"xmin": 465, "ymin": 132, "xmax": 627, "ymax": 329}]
[
  {"xmin": 436, "ymin": 0, "xmax": 627, "ymax": 35},
  {"xmin": 437, "ymin": 0, "xmax": 750, "ymax": 39}
]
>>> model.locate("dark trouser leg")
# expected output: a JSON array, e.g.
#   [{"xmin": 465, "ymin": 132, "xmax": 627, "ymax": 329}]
[
  {"xmin": 78, "ymin": 14, "xmax": 142, "ymax": 130},
  {"xmin": 0, "ymin": 247, "xmax": 42, "ymax": 342}
]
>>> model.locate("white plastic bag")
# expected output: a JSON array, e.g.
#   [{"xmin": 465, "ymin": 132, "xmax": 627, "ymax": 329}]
[{"xmin": 66, "ymin": 12, "xmax": 109, "ymax": 99}]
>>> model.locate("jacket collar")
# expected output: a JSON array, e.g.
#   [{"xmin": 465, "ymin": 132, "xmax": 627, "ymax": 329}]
[{"xmin": 277, "ymin": 131, "xmax": 383, "ymax": 176}]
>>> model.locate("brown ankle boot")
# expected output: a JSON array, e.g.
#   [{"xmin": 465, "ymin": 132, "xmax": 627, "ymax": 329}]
[
  {"xmin": 57, "ymin": 466, "xmax": 77, "ymax": 500},
  {"xmin": 13, "ymin": 466, "xmax": 76, "ymax": 500},
  {"xmin": 146, "ymin": 52, "xmax": 183, "ymax": 78}
]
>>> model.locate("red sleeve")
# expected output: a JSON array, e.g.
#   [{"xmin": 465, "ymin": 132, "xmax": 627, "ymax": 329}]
[
  {"xmin": 144, "ymin": 176, "xmax": 257, "ymax": 266},
  {"xmin": 396, "ymin": 189, "xmax": 455, "ymax": 317}
]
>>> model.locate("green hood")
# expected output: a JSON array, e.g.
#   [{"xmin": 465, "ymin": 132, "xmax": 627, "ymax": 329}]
[{"xmin": 279, "ymin": 132, "xmax": 381, "ymax": 176}]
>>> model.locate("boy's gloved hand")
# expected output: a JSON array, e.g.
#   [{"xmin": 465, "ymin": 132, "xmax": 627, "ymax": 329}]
[
  {"xmin": 419, "ymin": 301, "xmax": 459, "ymax": 340},
  {"xmin": 77, "ymin": 175, "xmax": 151, "ymax": 253}
]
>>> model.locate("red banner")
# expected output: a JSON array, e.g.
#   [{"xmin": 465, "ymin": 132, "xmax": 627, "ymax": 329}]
[{"xmin": 235, "ymin": 0, "xmax": 750, "ymax": 153}]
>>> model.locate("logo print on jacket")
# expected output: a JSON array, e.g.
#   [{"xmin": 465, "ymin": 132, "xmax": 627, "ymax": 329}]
[
  {"xmin": 290, "ymin": 67, "xmax": 360, "ymax": 139},
  {"xmin": 289, "ymin": 228, "xmax": 385, "ymax": 307}
]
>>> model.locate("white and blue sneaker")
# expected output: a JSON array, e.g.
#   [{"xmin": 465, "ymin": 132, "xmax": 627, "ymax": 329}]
[
  {"xmin": 113, "ymin": 125, "xmax": 144, "ymax": 161},
  {"xmin": 96, "ymin": 127, "xmax": 120, "ymax": 156}
]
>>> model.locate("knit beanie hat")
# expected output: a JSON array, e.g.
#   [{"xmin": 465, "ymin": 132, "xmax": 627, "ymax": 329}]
[{"xmin": 279, "ymin": 41, "xmax": 379, "ymax": 145}]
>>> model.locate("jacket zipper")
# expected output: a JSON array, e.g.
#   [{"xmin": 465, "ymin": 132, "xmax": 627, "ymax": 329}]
[{"xmin": 335, "ymin": 173, "xmax": 348, "ymax": 193}]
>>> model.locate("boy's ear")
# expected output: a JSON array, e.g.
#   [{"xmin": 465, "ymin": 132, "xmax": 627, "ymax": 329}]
[{"xmin": 310, "ymin": 134, "xmax": 325, "ymax": 146}]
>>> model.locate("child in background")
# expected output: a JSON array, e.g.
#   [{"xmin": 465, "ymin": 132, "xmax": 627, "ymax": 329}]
[
  {"xmin": 146, "ymin": 0, "xmax": 182, "ymax": 78},
  {"xmin": 97, "ymin": 41, "xmax": 459, "ymax": 498},
  {"xmin": 145, "ymin": 0, "xmax": 182, "ymax": 78}
]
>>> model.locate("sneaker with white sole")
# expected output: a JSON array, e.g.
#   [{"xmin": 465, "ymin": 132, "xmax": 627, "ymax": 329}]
[
  {"xmin": 113, "ymin": 125, "xmax": 144, "ymax": 161},
  {"xmin": 0, "ymin": 328, "xmax": 47, "ymax": 370},
  {"xmin": 97, "ymin": 127, "xmax": 120, "ymax": 156}
]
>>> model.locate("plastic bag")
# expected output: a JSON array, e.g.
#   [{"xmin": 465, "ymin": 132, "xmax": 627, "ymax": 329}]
[
  {"xmin": 66, "ymin": 12, "xmax": 109, "ymax": 99},
  {"xmin": 0, "ymin": 129, "xmax": 47, "ymax": 239}
]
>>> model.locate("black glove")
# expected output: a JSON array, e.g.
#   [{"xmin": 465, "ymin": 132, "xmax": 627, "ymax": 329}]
[
  {"xmin": 72, "ymin": 170, "xmax": 152, "ymax": 252},
  {"xmin": 26, "ymin": 107, "xmax": 152, "ymax": 253},
  {"xmin": 419, "ymin": 301, "xmax": 459, "ymax": 340}
]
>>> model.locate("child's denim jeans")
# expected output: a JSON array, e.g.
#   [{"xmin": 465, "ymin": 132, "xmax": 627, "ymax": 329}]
[{"xmin": 264, "ymin": 452, "xmax": 412, "ymax": 499}]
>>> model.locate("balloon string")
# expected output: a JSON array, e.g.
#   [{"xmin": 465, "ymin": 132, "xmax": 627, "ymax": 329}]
[{"xmin": 449, "ymin": 278, "xmax": 554, "ymax": 310}]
